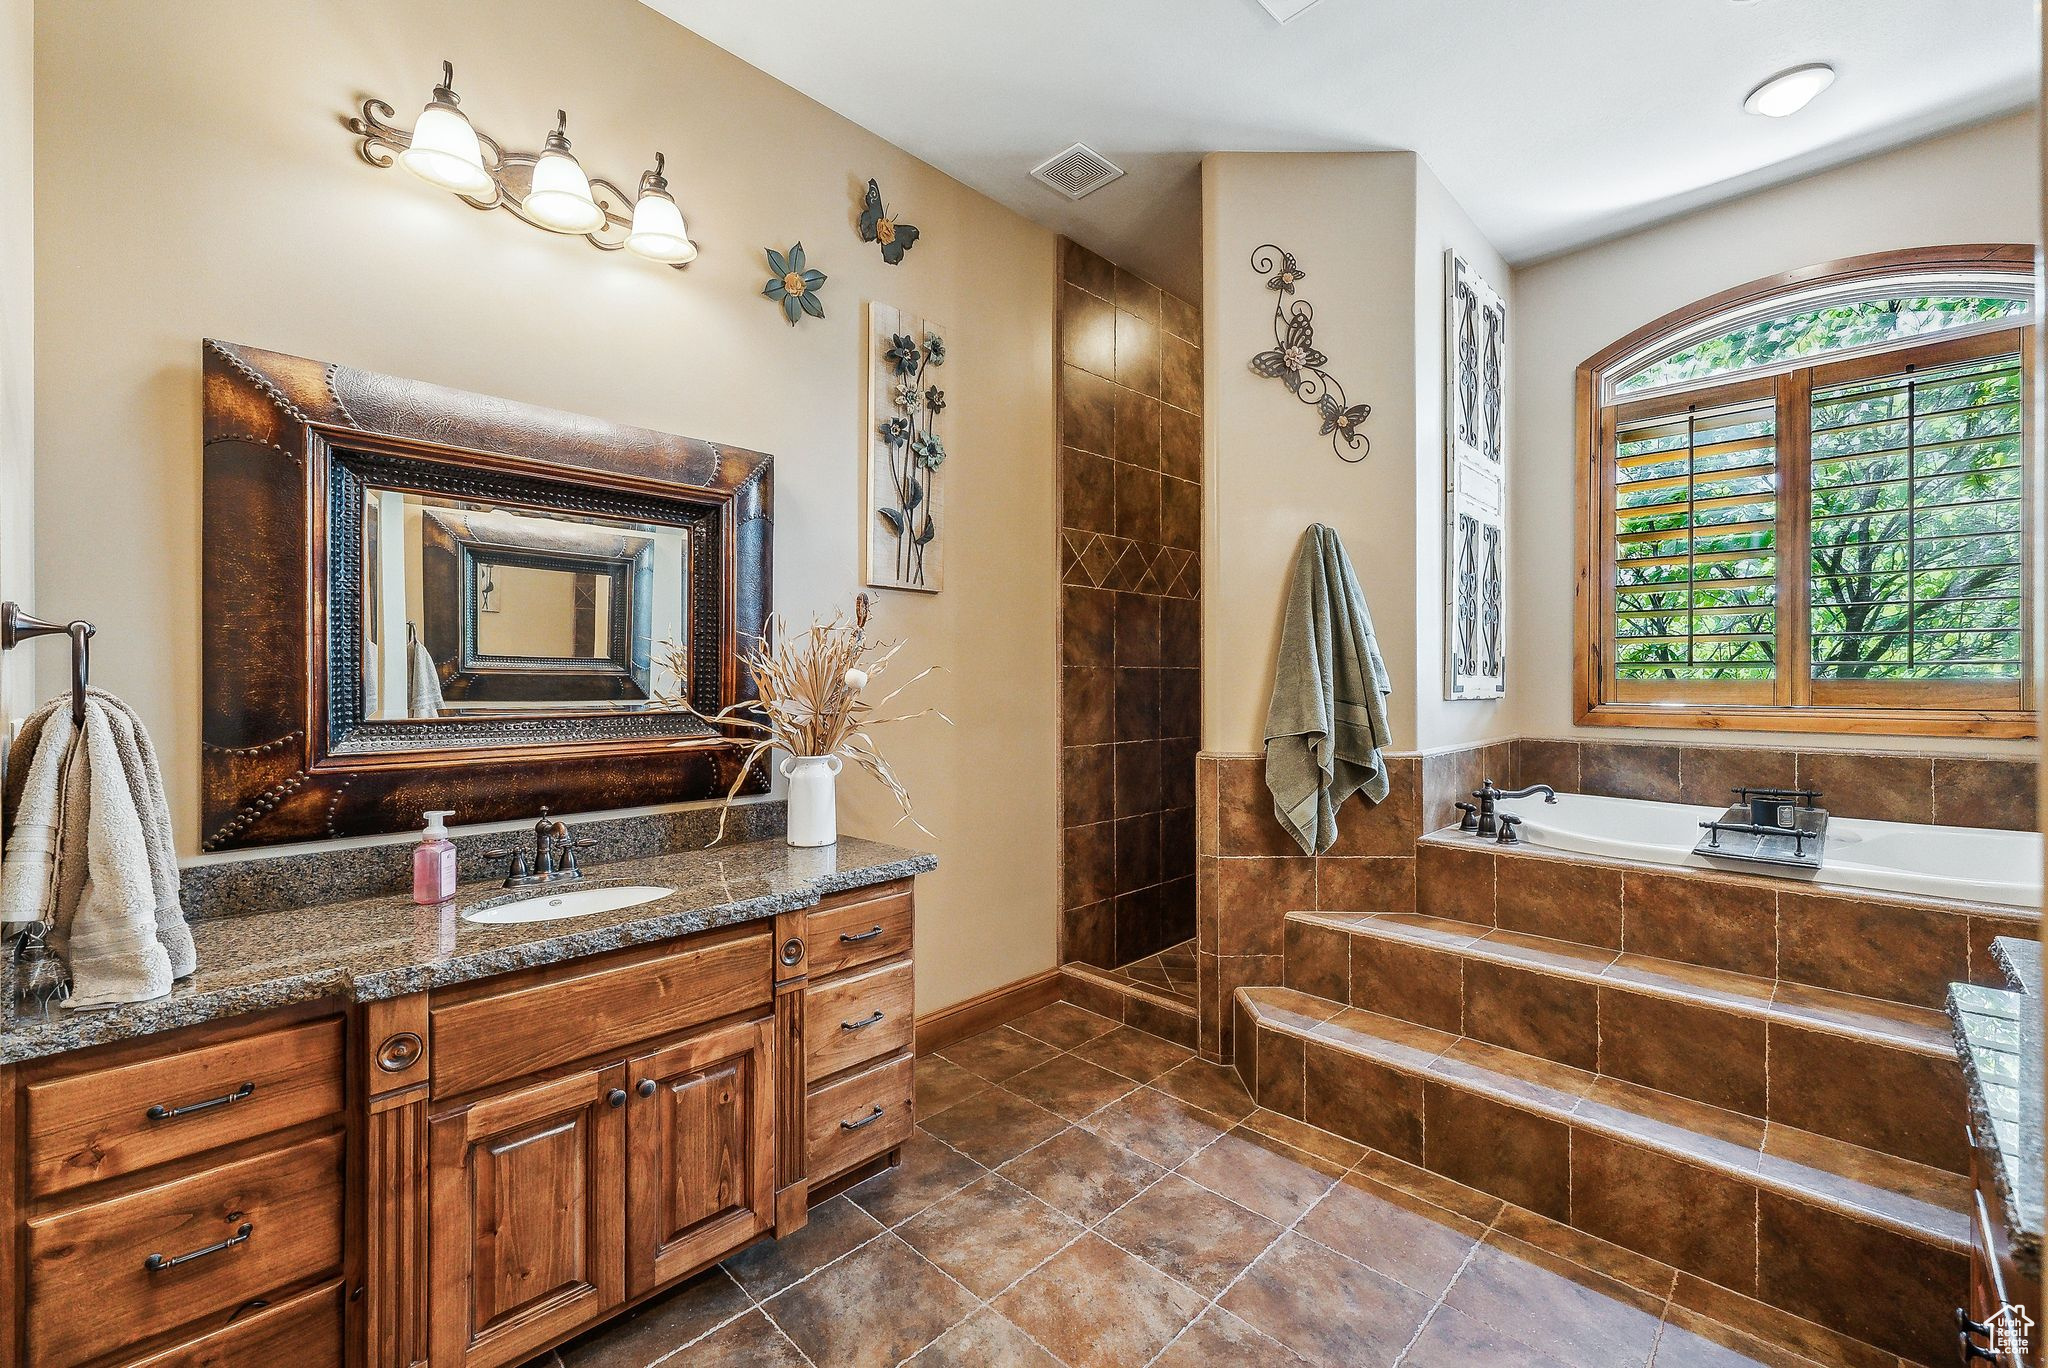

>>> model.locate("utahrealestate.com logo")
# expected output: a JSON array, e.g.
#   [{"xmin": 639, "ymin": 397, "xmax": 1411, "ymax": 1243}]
[{"xmin": 1986, "ymin": 1304, "xmax": 2033, "ymax": 1358}]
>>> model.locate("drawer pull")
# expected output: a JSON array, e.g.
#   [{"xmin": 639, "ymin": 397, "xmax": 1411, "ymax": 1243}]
[
  {"xmin": 841, "ymin": 1105, "xmax": 886, "ymax": 1132},
  {"xmin": 147, "ymin": 1081, "xmax": 255, "ymax": 1121},
  {"xmin": 840, "ymin": 925, "xmax": 885, "ymax": 944},
  {"xmin": 145, "ymin": 1221, "xmax": 253, "ymax": 1273},
  {"xmin": 842, "ymin": 1010, "xmax": 886, "ymax": 1032}
]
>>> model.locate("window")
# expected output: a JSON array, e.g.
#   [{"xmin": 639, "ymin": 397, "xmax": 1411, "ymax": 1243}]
[{"xmin": 1576, "ymin": 246, "xmax": 2036, "ymax": 737}]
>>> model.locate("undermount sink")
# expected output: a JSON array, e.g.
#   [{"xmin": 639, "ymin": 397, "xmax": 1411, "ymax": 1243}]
[{"xmin": 462, "ymin": 884, "xmax": 676, "ymax": 925}]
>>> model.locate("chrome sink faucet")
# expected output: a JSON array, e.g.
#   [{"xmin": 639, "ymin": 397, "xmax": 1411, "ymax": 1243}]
[
  {"xmin": 1462, "ymin": 779, "xmax": 1557, "ymax": 839},
  {"xmin": 484, "ymin": 807, "xmax": 598, "ymax": 888}
]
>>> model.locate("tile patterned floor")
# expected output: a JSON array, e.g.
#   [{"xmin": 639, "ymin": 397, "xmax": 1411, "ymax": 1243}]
[
  {"xmin": 528, "ymin": 999, "xmax": 1878, "ymax": 1368},
  {"xmin": 1100, "ymin": 939, "xmax": 1196, "ymax": 1008}
]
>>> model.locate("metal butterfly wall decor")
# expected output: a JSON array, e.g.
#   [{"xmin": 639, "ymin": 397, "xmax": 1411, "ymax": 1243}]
[
  {"xmin": 1247, "ymin": 244, "xmax": 1372, "ymax": 462},
  {"xmin": 857, "ymin": 178, "xmax": 919, "ymax": 265}
]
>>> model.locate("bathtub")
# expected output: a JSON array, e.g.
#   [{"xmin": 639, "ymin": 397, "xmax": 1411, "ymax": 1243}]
[{"xmin": 1494, "ymin": 790, "xmax": 2043, "ymax": 910}]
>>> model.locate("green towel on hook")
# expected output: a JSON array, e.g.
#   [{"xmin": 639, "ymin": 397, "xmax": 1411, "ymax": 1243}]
[{"xmin": 1264, "ymin": 524, "xmax": 1394, "ymax": 855}]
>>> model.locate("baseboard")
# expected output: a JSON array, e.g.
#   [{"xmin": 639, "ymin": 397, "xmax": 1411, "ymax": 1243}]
[{"xmin": 914, "ymin": 968, "xmax": 1063, "ymax": 1055}]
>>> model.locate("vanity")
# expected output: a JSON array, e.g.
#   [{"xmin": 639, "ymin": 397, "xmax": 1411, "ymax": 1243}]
[
  {"xmin": 0, "ymin": 837, "xmax": 930, "ymax": 1368},
  {"xmin": 0, "ymin": 342, "xmax": 935, "ymax": 1366}
]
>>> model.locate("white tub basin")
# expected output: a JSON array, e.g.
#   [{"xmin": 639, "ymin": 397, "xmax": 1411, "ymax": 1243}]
[{"xmin": 462, "ymin": 884, "xmax": 676, "ymax": 924}]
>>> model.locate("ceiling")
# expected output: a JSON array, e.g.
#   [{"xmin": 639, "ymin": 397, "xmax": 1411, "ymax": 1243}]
[{"xmin": 652, "ymin": 0, "xmax": 2036, "ymax": 300}]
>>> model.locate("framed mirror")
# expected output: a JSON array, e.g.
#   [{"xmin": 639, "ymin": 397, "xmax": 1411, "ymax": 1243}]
[{"xmin": 202, "ymin": 339, "xmax": 772, "ymax": 850}]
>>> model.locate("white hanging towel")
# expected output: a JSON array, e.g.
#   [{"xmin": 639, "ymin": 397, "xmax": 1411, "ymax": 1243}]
[{"xmin": 1, "ymin": 689, "xmax": 195, "ymax": 1007}]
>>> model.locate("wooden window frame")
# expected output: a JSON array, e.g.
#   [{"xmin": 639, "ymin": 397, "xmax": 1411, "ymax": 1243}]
[{"xmin": 1575, "ymin": 244, "xmax": 2038, "ymax": 740}]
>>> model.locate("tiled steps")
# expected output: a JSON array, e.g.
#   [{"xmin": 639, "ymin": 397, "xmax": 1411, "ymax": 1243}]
[
  {"xmin": 1284, "ymin": 908, "xmax": 1969, "ymax": 1172},
  {"xmin": 1234, "ymin": 983, "xmax": 1973, "ymax": 1366}
]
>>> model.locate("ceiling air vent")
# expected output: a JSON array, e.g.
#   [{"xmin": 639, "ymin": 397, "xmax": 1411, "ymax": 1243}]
[
  {"xmin": 1031, "ymin": 143, "xmax": 1124, "ymax": 201},
  {"xmin": 1254, "ymin": 0, "xmax": 1325, "ymax": 20}
]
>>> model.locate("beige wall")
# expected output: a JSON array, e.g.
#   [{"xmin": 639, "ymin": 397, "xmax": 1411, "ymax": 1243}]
[
  {"xmin": 1509, "ymin": 112, "xmax": 2041, "ymax": 756},
  {"xmin": 0, "ymin": 0, "xmax": 28, "ymax": 724},
  {"xmin": 1200, "ymin": 151, "xmax": 1514, "ymax": 757},
  {"xmin": 33, "ymin": 0, "xmax": 1059, "ymax": 1012}
]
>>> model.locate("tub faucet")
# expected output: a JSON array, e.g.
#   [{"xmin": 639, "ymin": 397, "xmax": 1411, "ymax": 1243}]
[{"xmin": 1470, "ymin": 779, "xmax": 1557, "ymax": 837}]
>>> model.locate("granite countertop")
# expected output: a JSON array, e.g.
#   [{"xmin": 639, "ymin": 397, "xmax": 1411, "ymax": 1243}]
[
  {"xmin": 0, "ymin": 836, "xmax": 934, "ymax": 1066},
  {"xmin": 1949, "ymin": 935, "xmax": 2044, "ymax": 1282}
]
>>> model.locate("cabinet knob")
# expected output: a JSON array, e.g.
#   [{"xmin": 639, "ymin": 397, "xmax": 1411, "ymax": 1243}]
[
  {"xmin": 607, "ymin": 1088, "xmax": 627, "ymax": 1109},
  {"xmin": 637, "ymin": 1078, "xmax": 657, "ymax": 1098}
]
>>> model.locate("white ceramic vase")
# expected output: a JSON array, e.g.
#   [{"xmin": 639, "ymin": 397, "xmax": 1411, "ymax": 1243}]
[{"xmin": 782, "ymin": 753, "xmax": 843, "ymax": 847}]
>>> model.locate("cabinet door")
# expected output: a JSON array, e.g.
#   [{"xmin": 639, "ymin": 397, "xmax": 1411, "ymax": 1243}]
[
  {"xmin": 626, "ymin": 1017, "xmax": 776, "ymax": 1295},
  {"xmin": 428, "ymin": 1065, "xmax": 626, "ymax": 1368}
]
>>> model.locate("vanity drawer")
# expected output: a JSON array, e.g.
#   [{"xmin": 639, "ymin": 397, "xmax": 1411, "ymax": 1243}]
[
  {"xmin": 117, "ymin": 1279, "xmax": 345, "ymax": 1368},
  {"xmin": 432, "ymin": 928, "xmax": 772, "ymax": 1099},
  {"xmin": 806, "ymin": 1052, "xmax": 914, "ymax": 1183},
  {"xmin": 806, "ymin": 958, "xmax": 914, "ymax": 1083},
  {"xmin": 26, "ymin": 1132, "xmax": 344, "ymax": 1368},
  {"xmin": 25, "ymin": 1016, "xmax": 344, "ymax": 1197},
  {"xmin": 807, "ymin": 883, "xmax": 913, "ymax": 980}
]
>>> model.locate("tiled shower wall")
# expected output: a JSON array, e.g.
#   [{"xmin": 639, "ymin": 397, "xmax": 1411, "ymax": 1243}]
[{"xmin": 1056, "ymin": 239, "xmax": 1203, "ymax": 969}]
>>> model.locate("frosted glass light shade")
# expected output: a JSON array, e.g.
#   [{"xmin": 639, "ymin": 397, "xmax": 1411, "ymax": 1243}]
[
  {"xmin": 400, "ymin": 101, "xmax": 492, "ymax": 197},
  {"xmin": 626, "ymin": 191, "xmax": 696, "ymax": 264},
  {"xmin": 525, "ymin": 148, "xmax": 605, "ymax": 234}
]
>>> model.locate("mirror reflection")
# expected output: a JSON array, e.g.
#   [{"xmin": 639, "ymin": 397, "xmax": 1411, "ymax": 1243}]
[{"xmin": 358, "ymin": 490, "xmax": 689, "ymax": 719}]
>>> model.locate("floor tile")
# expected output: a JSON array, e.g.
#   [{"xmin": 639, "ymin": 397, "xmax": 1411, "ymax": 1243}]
[
  {"xmin": 721, "ymin": 1193, "xmax": 881, "ymax": 1298},
  {"xmin": 897, "ymin": 1173, "xmax": 1085, "ymax": 1298},
  {"xmin": 1441, "ymin": 1234, "xmax": 1667, "ymax": 1368},
  {"xmin": 845, "ymin": 1131, "xmax": 986, "ymax": 1227},
  {"xmin": 906, "ymin": 1307, "xmax": 1065, "ymax": 1366},
  {"xmin": 1176, "ymin": 1125, "xmax": 1343, "ymax": 1225},
  {"xmin": 1008, "ymin": 1000, "xmax": 1122, "ymax": 1049},
  {"xmin": 998, "ymin": 1124, "xmax": 1165, "ymax": 1224},
  {"xmin": 558, "ymin": 1265, "xmax": 751, "ymax": 1366},
  {"xmin": 1350, "ymin": 1148, "xmax": 1505, "ymax": 1224},
  {"xmin": 1152, "ymin": 1306, "xmax": 1312, "ymax": 1367},
  {"xmin": 1097, "ymin": 1172, "xmax": 1283, "ymax": 1293},
  {"xmin": 1004, "ymin": 1055, "xmax": 1141, "ymax": 1121},
  {"xmin": 918, "ymin": 1086, "xmax": 1071, "ymax": 1167},
  {"xmin": 1652, "ymin": 1308, "xmax": 1823, "ymax": 1367},
  {"xmin": 939, "ymin": 1025, "xmax": 1065, "ymax": 1082},
  {"xmin": 649, "ymin": 1308, "xmax": 807, "ymax": 1367},
  {"xmin": 1237, "ymin": 1106, "xmax": 1368, "ymax": 1169},
  {"xmin": 1295, "ymin": 1170, "xmax": 1486, "ymax": 1299},
  {"xmin": 995, "ymin": 1233, "xmax": 1208, "ymax": 1368},
  {"xmin": 1221, "ymin": 1231, "xmax": 1435, "ymax": 1367},
  {"xmin": 1152, "ymin": 1056, "xmax": 1258, "ymax": 1121},
  {"xmin": 1402, "ymin": 1305, "xmax": 1575, "ymax": 1368},
  {"xmin": 1080, "ymin": 1086, "xmax": 1233, "ymax": 1167},
  {"xmin": 916, "ymin": 1054, "xmax": 990, "ymax": 1119},
  {"xmin": 1070, "ymin": 1023, "xmax": 1194, "ymax": 1081},
  {"xmin": 762, "ymin": 1231, "xmax": 978, "ymax": 1368}
]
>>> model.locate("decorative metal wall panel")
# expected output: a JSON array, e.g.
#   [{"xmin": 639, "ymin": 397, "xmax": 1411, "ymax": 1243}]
[{"xmin": 1445, "ymin": 251, "xmax": 1508, "ymax": 700}]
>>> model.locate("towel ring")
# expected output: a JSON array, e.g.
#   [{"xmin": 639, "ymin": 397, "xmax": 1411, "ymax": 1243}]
[{"xmin": 0, "ymin": 603, "xmax": 94, "ymax": 726}]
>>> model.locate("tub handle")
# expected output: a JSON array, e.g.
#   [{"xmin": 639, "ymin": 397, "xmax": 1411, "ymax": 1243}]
[
  {"xmin": 1454, "ymin": 802, "xmax": 1479, "ymax": 833},
  {"xmin": 1495, "ymin": 815, "xmax": 1524, "ymax": 846}
]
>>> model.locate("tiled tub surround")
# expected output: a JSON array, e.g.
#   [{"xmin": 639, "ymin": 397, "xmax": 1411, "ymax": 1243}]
[
  {"xmin": 1057, "ymin": 238, "xmax": 1204, "ymax": 977},
  {"xmin": 0, "ymin": 834, "xmax": 931, "ymax": 1065},
  {"xmin": 544, "ymin": 994, "xmax": 1936, "ymax": 1368}
]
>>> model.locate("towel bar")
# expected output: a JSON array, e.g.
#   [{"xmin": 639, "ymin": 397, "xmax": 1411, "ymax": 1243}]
[{"xmin": 0, "ymin": 602, "xmax": 94, "ymax": 726}]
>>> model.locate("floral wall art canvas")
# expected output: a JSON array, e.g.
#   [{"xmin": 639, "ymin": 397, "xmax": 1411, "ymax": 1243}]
[{"xmin": 865, "ymin": 302, "xmax": 949, "ymax": 592}]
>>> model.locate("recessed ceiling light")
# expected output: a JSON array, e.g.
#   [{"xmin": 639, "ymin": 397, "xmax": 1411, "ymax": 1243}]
[
  {"xmin": 1744, "ymin": 63, "xmax": 1836, "ymax": 117},
  {"xmin": 1254, "ymin": 0, "xmax": 1325, "ymax": 23}
]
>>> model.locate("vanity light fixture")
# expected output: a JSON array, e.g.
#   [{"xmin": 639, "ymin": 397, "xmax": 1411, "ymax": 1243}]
[
  {"xmin": 1743, "ymin": 63, "xmax": 1836, "ymax": 117},
  {"xmin": 347, "ymin": 63, "xmax": 699, "ymax": 270},
  {"xmin": 626, "ymin": 154, "xmax": 699, "ymax": 264},
  {"xmin": 396, "ymin": 63, "xmax": 492, "ymax": 197}
]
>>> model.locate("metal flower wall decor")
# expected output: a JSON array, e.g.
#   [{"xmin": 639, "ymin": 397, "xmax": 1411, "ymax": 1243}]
[
  {"xmin": 857, "ymin": 179, "xmax": 920, "ymax": 265},
  {"xmin": 1247, "ymin": 245, "xmax": 1372, "ymax": 462},
  {"xmin": 864, "ymin": 303, "xmax": 949, "ymax": 593},
  {"xmin": 762, "ymin": 243, "xmax": 827, "ymax": 325}
]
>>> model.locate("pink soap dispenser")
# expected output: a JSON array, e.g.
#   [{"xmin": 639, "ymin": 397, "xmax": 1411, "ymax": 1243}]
[{"xmin": 413, "ymin": 809, "xmax": 458, "ymax": 905}]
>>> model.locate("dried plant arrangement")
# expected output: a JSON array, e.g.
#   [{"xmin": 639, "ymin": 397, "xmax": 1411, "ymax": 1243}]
[{"xmin": 660, "ymin": 593, "xmax": 947, "ymax": 843}]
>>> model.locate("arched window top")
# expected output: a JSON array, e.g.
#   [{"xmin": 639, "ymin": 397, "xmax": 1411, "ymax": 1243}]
[{"xmin": 1593, "ymin": 246, "xmax": 2035, "ymax": 404}]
